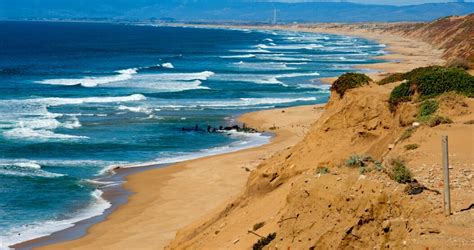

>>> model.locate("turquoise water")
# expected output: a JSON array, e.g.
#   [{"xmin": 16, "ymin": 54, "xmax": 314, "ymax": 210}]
[{"xmin": 0, "ymin": 21, "xmax": 385, "ymax": 247}]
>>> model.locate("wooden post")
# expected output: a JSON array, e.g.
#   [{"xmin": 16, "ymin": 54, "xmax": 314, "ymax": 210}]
[{"xmin": 442, "ymin": 135, "xmax": 451, "ymax": 216}]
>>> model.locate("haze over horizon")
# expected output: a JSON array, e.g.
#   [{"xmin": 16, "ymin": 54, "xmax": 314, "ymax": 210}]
[{"xmin": 0, "ymin": 0, "xmax": 473, "ymax": 22}]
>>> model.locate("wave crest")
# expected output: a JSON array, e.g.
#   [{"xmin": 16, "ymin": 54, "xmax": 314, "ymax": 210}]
[{"xmin": 38, "ymin": 68, "xmax": 138, "ymax": 87}]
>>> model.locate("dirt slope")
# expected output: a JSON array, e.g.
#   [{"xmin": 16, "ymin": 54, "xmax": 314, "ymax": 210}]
[
  {"xmin": 169, "ymin": 82, "xmax": 474, "ymax": 249},
  {"xmin": 384, "ymin": 14, "xmax": 473, "ymax": 68}
]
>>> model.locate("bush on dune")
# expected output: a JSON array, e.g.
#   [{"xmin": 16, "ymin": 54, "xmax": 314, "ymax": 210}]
[
  {"xmin": 418, "ymin": 99, "xmax": 439, "ymax": 118},
  {"xmin": 388, "ymin": 66, "xmax": 474, "ymax": 110},
  {"xmin": 415, "ymin": 67, "xmax": 474, "ymax": 98},
  {"xmin": 389, "ymin": 81, "xmax": 414, "ymax": 110},
  {"xmin": 427, "ymin": 115, "xmax": 453, "ymax": 127},
  {"xmin": 387, "ymin": 159, "xmax": 413, "ymax": 184},
  {"xmin": 378, "ymin": 73, "xmax": 405, "ymax": 85},
  {"xmin": 331, "ymin": 73, "xmax": 372, "ymax": 97}
]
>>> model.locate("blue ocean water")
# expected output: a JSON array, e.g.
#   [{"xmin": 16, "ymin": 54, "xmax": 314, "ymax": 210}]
[{"xmin": 0, "ymin": 21, "xmax": 385, "ymax": 247}]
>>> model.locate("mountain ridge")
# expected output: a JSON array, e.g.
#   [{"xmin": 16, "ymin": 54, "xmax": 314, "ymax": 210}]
[{"xmin": 1, "ymin": 1, "xmax": 473, "ymax": 22}]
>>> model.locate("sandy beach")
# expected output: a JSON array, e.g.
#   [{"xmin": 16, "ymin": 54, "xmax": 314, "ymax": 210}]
[
  {"xmin": 23, "ymin": 24, "xmax": 450, "ymax": 250},
  {"xmin": 32, "ymin": 105, "xmax": 324, "ymax": 249}
]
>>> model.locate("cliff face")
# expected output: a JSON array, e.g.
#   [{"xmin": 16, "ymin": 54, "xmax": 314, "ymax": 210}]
[
  {"xmin": 389, "ymin": 14, "xmax": 474, "ymax": 68},
  {"xmin": 169, "ymin": 81, "xmax": 474, "ymax": 249}
]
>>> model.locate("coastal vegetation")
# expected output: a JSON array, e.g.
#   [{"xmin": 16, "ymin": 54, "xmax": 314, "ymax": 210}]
[
  {"xmin": 387, "ymin": 159, "xmax": 413, "ymax": 184},
  {"xmin": 378, "ymin": 73, "xmax": 405, "ymax": 85},
  {"xmin": 316, "ymin": 166, "xmax": 329, "ymax": 174},
  {"xmin": 345, "ymin": 155, "xmax": 369, "ymax": 168},
  {"xmin": 404, "ymin": 144, "xmax": 419, "ymax": 150},
  {"xmin": 331, "ymin": 73, "xmax": 372, "ymax": 97},
  {"xmin": 418, "ymin": 99, "xmax": 439, "ymax": 118},
  {"xmin": 388, "ymin": 66, "xmax": 474, "ymax": 110},
  {"xmin": 426, "ymin": 115, "xmax": 453, "ymax": 127},
  {"xmin": 253, "ymin": 233, "xmax": 276, "ymax": 250}
]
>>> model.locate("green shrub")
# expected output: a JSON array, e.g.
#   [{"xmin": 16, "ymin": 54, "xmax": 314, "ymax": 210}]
[
  {"xmin": 418, "ymin": 99, "xmax": 438, "ymax": 118},
  {"xmin": 378, "ymin": 73, "xmax": 405, "ymax": 85},
  {"xmin": 415, "ymin": 67, "xmax": 474, "ymax": 98},
  {"xmin": 427, "ymin": 115, "xmax": 453, "ymax": 127},
  {"xmin": 346, "ymin": 155, "xmax": 366, "ymax": 168},
  {"xmin": 404, "ymin": 144, "xmax": 419, "ymax": 150},
  {"xmin": 374, "ymin": 161, "xmax": 384, "ymax": 171},
  {"xmin": 403, "ymin": 66, "xmax": 444, "ymax": 84},
  {"xmin": 388, "ymin": 81, "xmax": 414, "ymax": 110},
  {"xmin": 390, "ymin": 160, "xmax": 413, "ymax": 184},
  {"xmin": 316, "ymin": 166, "xmax": 330, "ymax": 174},
  {"xmin": 400, "ymin": 127, "xmax": 416, "ymax": 140},
  {"xmin": 359, "ymin": 167, "xmax": 371, "ymax": 175},
  {"xmin": 331, "ymin": 73, "xmax": 372, "ymax": 97},
  {"xmin": 253, "ymin": 233, "xmax": 276, "ymax": 250},
  {"xmin": 388, "ymin": 66, "xmax": 474, "ymax": 111}
]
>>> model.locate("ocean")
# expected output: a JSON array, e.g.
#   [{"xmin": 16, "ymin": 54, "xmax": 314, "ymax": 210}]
[{"xmin": 0, "ymin": 21, "xmax": 385, "ymax": 248}]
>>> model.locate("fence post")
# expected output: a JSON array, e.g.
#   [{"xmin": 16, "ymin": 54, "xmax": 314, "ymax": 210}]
[{"xmin": 442, "ymin": 135, "xmax": 451, "ymax": 216}]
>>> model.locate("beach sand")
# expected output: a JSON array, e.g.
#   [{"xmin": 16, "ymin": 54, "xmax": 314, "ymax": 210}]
[
  {"xmin": 36, "ymin": 105, "xmax": 324, "ymax": 250},
  {"xmin": 33, "ymin": 24, "xmax": 447, "ymax": 250}
]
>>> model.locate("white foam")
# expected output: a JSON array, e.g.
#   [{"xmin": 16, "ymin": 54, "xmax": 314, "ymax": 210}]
[
  {"xmin": 3, "ymin": 128, "xmax": 88, "ymax": 141},
  {"xmin": 39, "ymin": 94, "xmax": 146, "ymax": 106},
  {"xmin": 62, "ymin": 117, "xmax": 82, "ymax": 129},
  {"xmin": 141, "ymin": 71, "xmax": 214, "ymax": 81},
  {"xmin": 38, "ymin": 68, "xmax": 138, "ymax": 87},
  {"xmin": 150, "ymin": 97, "xmax": 318, "ymax": 110},
  {"xmin": 100, "ymin": 131, "xmax": 271, "ymax": 175},
  {"xmin": 213, "ymin": 72, "xmax": 319, "ymax": 85},
  {"xmin": 231, "ymin": 62, "xmax": 295, "ymax": 71},
  {"xmin": 108, "ymin": 77, "xmax": 209, "ymax": 92},
  {"xmin": 0, "ymin": 160, "xmax": 65, "ymax": 178},
  {"xmin": 286, "ymin": 62, "xmax": 308, "ymax": 65},
  {"xmin": 0, "ymin": 190, "xmax": 111, "ymax": 249},
  {"xmin": 220, "ymin": 54, "xmax": 256, "ymax": 59},
  {"xmin": 82, "ymin": 179, "xmax": 121, "ymax": 188},
  {"xmin": 256, "ymin": 55, "xmax": 311, "ymax": 62},
  {"xmin": 117, "ymin": 105, "xmax": 153, "ymax": 115},
  {"xmin": 276, "ymin": 72, "xmax": 320, "ymax": 78},
  {"xmin": 263, "ymin": 38, "xmax": 273, "ymax": 42},
  {"xmin": 0, "ymin": 161, "xmax": 41, "ymax": 170},
  {"xmin": 161, "ymin": 63, "xmax": 174, "ymax": 69},
  {"xmin": 212, "ymin": 74, "xmax": 284, "ymax": 85},
  {"xmin": 229, "ymin": 49, "xmax": 270, "ymax": 53},
  {"xmin": 0, "ymin": 94, "xmax": 144, "ymax": 141},
  {"xmin": 255, "ymin": 43, "xmax": 323, "ymax": 50},
  {"xmin": 285, "ymin": 35, "xmax": 330, "ymax": 42}
]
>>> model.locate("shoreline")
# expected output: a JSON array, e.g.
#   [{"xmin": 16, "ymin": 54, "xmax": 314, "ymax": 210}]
[
  {"xmin": 14, "ymin": 23, "xmax": 444, "ymax": 250},
  {"xmin": 11, "ymin": 116, "xmax": 274, "ymax": 249},
  {"xmin": 23, "ymin": 104, "xmax": 325, "ymax": 250}
]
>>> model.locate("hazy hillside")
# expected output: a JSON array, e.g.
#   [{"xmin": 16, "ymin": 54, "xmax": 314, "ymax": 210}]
[{"xmin": 1, "ymin": 0, "xmax": 473, "ymax": 22}]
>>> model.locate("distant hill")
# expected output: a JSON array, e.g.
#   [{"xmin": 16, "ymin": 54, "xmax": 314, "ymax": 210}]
[
  {"xmin": 0, "ymin": 0, "xmax": 473, "ymax": 22},
  {"xmin": 388, "ymin": 14, "xmax": 474, "ymax": 68}
]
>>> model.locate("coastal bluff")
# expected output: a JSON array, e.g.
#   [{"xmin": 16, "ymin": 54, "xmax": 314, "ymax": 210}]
[
  {"xmin": 169, "ymin": 71, "xmax": 474, "ymax": 249},
  {"xmin": 169, "ymin": 15, "xmax": 474, "ymax": 249}
]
